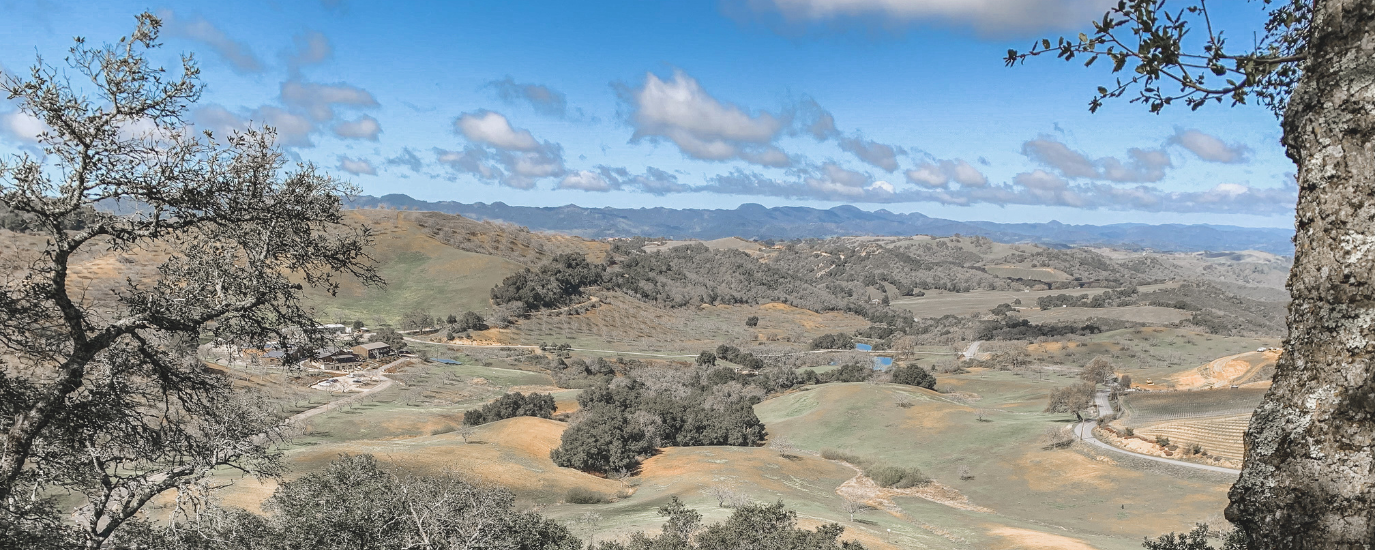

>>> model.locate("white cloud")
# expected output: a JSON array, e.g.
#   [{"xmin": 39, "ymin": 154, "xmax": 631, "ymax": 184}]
[
  {"xmin": 0, "ymin": 111, "xmax": 47, "ymax": 143},
  {"xmin": 624, "ymin": 70, "xmax": 792, "ymax": 167},
  {"xmin": 948, "ymin": 159, "xmax": 988, "ymax": 187},
  {"xmin": 338, "ymin": 157, "xmax": 376, "ymax": 175},
  {"xmin": 838, "ymin": 136, "xmax": 901, "ymax": 171},
  {"xmin": 1170, "ymin": 129, "xmax": 1250, "ymax": 163},
  {"xmin": 905, "ymin": 158, "xmax": 986, "ymax": 187},
  {"xmin": 746, "ymin": 0, "xmax": 1116, "ymax": 36},
  {"xmin": 1021, "ymin": 136, "xmax": 1170, "ymax": 182},
  {"xmin": 558, "ymin": 170, "xmax": 614, "ymax": 191},
  {"xmin": 158, "ymin": 10, "xmax": 263, "ymax": 73},
  {"xmin": 441, "ymin": 111, "xmax": 566, "ymax": 189},
  {"xmin": 455, "ymin": 111, "xmax": 540, "ymax": 151},
  {"xmin": 333, "ymin": 115, "xmax": 382, "ymax": 140},
  {"xmin": 388, "ymin": 148, "xmax": 426, "ymax": 173},
  {"xmin": 280, "ymin": 80, "xmax": 378, "ymax": 122},
  {"xmin": 485, "ymin": 77, "xmax": 568, "ymax": 117},
  {"xmin": 869, "ymin": 180, "xmax": 896, "ymax": 194}
]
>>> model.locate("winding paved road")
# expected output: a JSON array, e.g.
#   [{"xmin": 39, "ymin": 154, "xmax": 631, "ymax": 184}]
[{"xmin": 1076, "ymin": 389, "xmax": 1241, "ymax": 475}]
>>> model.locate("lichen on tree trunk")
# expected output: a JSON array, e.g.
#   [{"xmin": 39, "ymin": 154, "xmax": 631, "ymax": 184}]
[{"xmin": 1226, "ymin": 2, "xmax": 1375, "ymax": 548}]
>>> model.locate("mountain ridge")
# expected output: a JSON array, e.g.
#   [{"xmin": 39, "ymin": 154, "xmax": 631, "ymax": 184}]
[{"xmin": 346, "ymin": 194, "xmax": 1294, "ymax": 254}]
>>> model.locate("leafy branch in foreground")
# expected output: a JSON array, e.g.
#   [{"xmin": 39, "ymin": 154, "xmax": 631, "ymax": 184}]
[{"xmin": 1005, "ymin": 0, "xmax": 1310, "ymax": 115}]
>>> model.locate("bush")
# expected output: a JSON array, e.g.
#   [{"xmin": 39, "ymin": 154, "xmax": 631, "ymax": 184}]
[
  {"xmin": 824, "ymin": 363, "xmax": 873, "ymax": 383},
  {"xmin": 891, "ymin": 364, "xmax": 936, "ymax": 389},
  {"xmin": 491, "ymin": 253, "xmax": 604, "ymax": 311},
  {"xmin": 820, "ymin": 449, "xmax": 867, "ymax": 467},
  {"xmin": 454, "ymin": 311, "xmax": 488, "ymax": 331},
  {"xmin": 464, "ymin": 392, "xmax": 556, "ymax": 426},
  {"xmin": 866, "ymin": 465, "xmax": 930, "ymax": 488},
  {"xmin": 745, "ymin": 315, "xmax": 759, "ymax": 327},
  {"xmin": 810, "ymin": 332, "xmax": 855, "ymax": 350},
  {"xmin": 696, "ymin": 351, "xmax": 717, "ymax": 366},
  {"xmin": 565, "ymin": 487, "xmax": 609, "ymax": 504},
  {"xmin": 551, "ymin": 404, "xmax": 653, "ymax": 473},
  {"xmin": 820, "ymin": 450, "xmax": 927, "ymax": 488}
]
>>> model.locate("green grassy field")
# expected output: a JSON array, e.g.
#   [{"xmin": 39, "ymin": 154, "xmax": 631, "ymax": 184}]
[{"xmin": 301, "ymin": 220, "xmax": 525, "ymax": 326}]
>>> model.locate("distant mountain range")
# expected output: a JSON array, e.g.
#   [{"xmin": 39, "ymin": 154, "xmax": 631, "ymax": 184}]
[{"xmin": 347, "ymin": 194, "xmax": 1295, "ymax": 255}]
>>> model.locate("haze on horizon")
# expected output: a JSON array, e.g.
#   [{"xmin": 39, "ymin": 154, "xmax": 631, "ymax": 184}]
[{"xmin": 0, "ymin": 0, "xmax": 1296, "ymax": 229}]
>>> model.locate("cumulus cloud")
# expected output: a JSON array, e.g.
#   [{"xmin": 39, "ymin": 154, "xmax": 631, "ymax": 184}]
[
  {"xmin": 484, "ymin": 77, "xmax": 568, "ymax": 117},
  {"xmin": 558, "ymin": 170, "xmax": 614, "ymax": 191},
  {"xmin": 287, "ymin": 31, "xmax": 332, "ymax": 68},
  {"xmin": 435, "ymin": 147, "xmax": 500, "ymax": 179},
  {"xmin": 623, "ymin": 70, "xmax": 792, "ymax": 167},
  {"xmin": 441, "ymin": 110, "xmax": 565, "ymax": 189},
  {"xmin": 455, "ymin": 110, "xmax": 540, "ymax": 151},
  {"xmin": 0, "ymin": 111, "xmax": 47, "ymax": 143},
  {"xmin": 904, "ymin": 159, "xmax": 987, "ymax": 188},
  {"xmin": 744, "ymin": 0, "xmax": 1116, "ymax": 36},
  {"xmin": 1169, "ymin": 128, "xmax": 1250, "ymax": 163},
  {"xmin": 338, "ymin": 156, "xmax": 376, "ymax": 176},
  {"xmin": 838, "ymin": 136, "xmax": 902, "ymax": 171},
  {"xmin": 1021, "ymin": 136, "xmax": 1170, "ymax": 182},
  {"xmin": 799, "ymin": 98, "xmax": 839, "ymax": 140},
  {"xmin": 332, "ymin": 115, "xmax": 382, "ymax": 140},
  {"xmin": 192, "ymin": 105, "xmax": 314, "ymax": 147},
  {"xmin": 595, "ymin": 166, "xmax": 690, "ymax": 195},
  {"xmin": 387, "ymin": 148, "xmax": 426, "ymax": 173},
  {"xmin": 158, "ymin": 11, "xmax": 263, "ymax": 73},
  {"xmin": 280, "ymin": 80, "xmax": 378, "ymax": 122}
]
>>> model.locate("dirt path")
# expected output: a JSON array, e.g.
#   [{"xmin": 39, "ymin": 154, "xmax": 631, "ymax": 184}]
[{"xmin": 285, "ymin": 357, "xmax": 411, "ymax": 426}]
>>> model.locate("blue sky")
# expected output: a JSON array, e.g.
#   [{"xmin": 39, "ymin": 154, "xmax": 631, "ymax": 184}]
[{"xmin": 0, "ymin": 0, "xmax": 1296, "ymax": 227}]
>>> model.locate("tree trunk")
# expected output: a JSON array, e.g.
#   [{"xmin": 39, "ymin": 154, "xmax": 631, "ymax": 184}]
[{"xmin": 1226, "ymin": 2, "xmax": 1375, "ymax": 548}]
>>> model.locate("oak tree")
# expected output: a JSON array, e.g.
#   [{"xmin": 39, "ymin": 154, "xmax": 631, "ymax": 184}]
[{"xmin": 0, "ymin": 14, "xmax": 377, "ymax": 548}]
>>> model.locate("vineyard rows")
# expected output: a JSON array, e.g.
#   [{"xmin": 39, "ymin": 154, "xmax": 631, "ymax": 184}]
[{"xmin": 1135, "ymin": 413, "xmax": 1252, "ymax": 462}]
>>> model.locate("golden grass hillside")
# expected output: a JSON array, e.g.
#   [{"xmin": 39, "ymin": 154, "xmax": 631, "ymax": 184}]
[{"xmin": 755, "ymin": 379, "xmax": 1238, "ymax": 549}]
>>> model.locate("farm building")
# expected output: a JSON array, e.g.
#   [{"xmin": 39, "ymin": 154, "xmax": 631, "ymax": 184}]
[
  {"xmin": 314, "ymin": 348, "xmax": 359, "ymax": 364},
  {"xmin": 352, "ymin": 342, "xmax": 392, "ymax": 359}
]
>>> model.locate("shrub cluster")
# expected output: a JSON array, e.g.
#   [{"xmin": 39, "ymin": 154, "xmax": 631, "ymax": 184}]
[
  {"xmin": 890, "ymin": 363, "xmax": 936, "ymax": 389},
  {"xmin": 714, "ymin": 344, "xmax": 764, "ymax": 369},
  {"xmin": 551, "ymin": 370, "xmax": 768, "ymax": 473},
  {"xmin": 490, "ymin": 253, "xmax": 604, "ymax": 310},
  {"xmin": 463, "ymin": 392, "xmax": 556, "ymax": 426},
  {"xmin": 819, "ymin": 450, "xmax": 930, "ymax": 489},
  {"xmin": 809, "ymin": 333, "xmax": 855, "ymax": 350}
]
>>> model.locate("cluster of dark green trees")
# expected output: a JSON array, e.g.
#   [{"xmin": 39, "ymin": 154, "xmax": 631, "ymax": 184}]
[
  {"xmin": 890, "ymin": 364, "xmax": 937, "ymax": 389},
  {"xmin": 550, "ymin": 368, "xmax": 768, "ymax": 473},
  {"xmin": 463, "ymin": 392, "xmax": 556, "ymax": 426},
  {"xmin": 1036, "ymin": 286, "xmax": 1139, "ymax": 310},
  {"xmin": 709, "ymin": 344, "xmax": 765, "ymax": 369},
  {"xmin": 809, "ymin": 333, "xmax": 855, "ymax": 350},
  {"xmin": 490, "ymin": 253, "xmax": 604, "ymax": 310}
]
